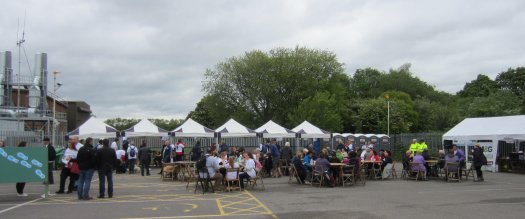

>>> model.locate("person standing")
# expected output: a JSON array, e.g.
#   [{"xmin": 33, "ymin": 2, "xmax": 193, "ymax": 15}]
[
  {"xmin": 218, "ymin": 140, "xmax": 229, "ymax": 154},
  {"xmin": 43, "ymin": 137, "xmax": 56, "ymax": 185},
  {"xmin": 127, "ymin": 142, "xmax": 138, "ymax": 174},
  {"xmin": 270, "ymin": 139, "xmax": 281, "ymax": 177},
  {"xmin": 70, "ymin": 136, "xmax": 84, "ymax": 150},
  {"xmin": 174, "ymin": 139, "xmax": 185, "ymax": 161},
  {"xmin": 16, "ymin": 141, "xmax": 28, "ymax": 197},
  {"xmin": 96, "ymin": 139, "xmax": 117, "ymax": 198},
  {"xmin": 138, "ymin": 141, "xmax": 151, "ymax": 176},
  {"xmin": 409, "ymin": 139, "xmax": 419, "ymax": 155},
  {"xmin": 191, "ymin": 141, "xmax": 202, "ymax": 161},
  {"xmin": 76, "ymin": 137, "xmax": 96, "ymax": 200},
  {"xmin": 110, "ymin": 138, "xmax": 119, "ymax": 151},
  {"xmin": 472, "ymin": 143, "xmax": 487, "ymax": 182},
  {"xmin": 56, "ymin": 142, "xmax": 79, "ymax": 194},
  {"xmin": 281, "ymin": 142, "xmax": 293, "ymax": 175}
]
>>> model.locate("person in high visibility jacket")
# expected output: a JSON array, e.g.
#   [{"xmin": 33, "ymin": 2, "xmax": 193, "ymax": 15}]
[
  {"xmin": 409, "ymin": 139, "xmax": 419, "ymax": 155},
  {"xmin": 418, "ymin": 139, "xmax": 428, "ymax": 153}
]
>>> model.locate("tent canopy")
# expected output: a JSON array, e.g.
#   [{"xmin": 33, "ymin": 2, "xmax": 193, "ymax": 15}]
[
  {"xmin": 215, "ymin": 118, "xmax": 256, "ymax": 137},
  {"xmin": 443, "ymin": 115, "xmax": 525, "ymax": 140},
  {"xmin": 124, "ymin": 119, "xmax": 167, "ymax": 137},
  {"xmin": 67, "ymin": 117, "xmax": 118, "ymax": 139},
  {"xmin": 291, "ymin": 121, "xmax": 331, "ymax": 138},
  {"xmin": 172, "ymin": 118, "xmax": 215, "ymax": 138},
  {"xmin": 255, "ymin": 120, "xmax": 295, "ymax": 138}
]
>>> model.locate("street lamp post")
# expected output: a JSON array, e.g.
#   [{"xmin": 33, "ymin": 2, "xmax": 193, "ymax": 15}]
[{"xmin": 52, "ymin": 71, "xmax": 60, "ymax": 146}]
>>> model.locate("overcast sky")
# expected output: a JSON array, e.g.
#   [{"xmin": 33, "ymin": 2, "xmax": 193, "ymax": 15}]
[{"xmin": 2, "ymin": 0, "xmax": 524, "ymax": 119}]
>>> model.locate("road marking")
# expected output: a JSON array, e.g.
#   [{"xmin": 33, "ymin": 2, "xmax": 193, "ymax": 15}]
[
  {"xmin": 120, "ymin": 213, "xmax": 276, "ymax": 219},
  {"xmin": 244, "ymin": 191, "xmax": 279, "ymax": 219},
  {"xmin": 0, "ymin": 198, "xmax": 42, "ymax": 215},
  {"xmin": 182, "ymin": 203, "xmax": 198, "ymax": 213},
  {"xmin": 215, "ymin": 198, "xmax": 225, "ymax": 216}
]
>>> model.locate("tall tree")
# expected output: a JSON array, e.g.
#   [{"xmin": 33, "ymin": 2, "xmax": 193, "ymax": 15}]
[
  {"xmin": 202, "ymin": 46, "xmax": 347, "ymax": 128},
  {"xmin": 457, "ymin": 74, "xmax": 498, "ymax": 97}
]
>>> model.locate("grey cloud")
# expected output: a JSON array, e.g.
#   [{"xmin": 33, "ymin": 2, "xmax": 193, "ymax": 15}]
[{"xmin": 2, "ymin": 0, "xmax": 525, "ymax": 119}]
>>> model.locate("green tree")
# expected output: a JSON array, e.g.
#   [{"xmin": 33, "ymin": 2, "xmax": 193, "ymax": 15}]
[
  {"xmin": 457, "ymin": 74, "xmax": 498, "ymax": 97},
  {"xmin": 202, "ymin": 46, "xmax": 348, "ymax": 128},
  {"xmin": 105, "ymin": 118, "xmax": 139, "ymax": 131},
  {"xmin": 459, "ymin": 90, "xmax": 522, "ymax": 117},
  {"xmin": 495, "ymin": 67, "xmax": 525, "ymax": 113},
  {"xmin": 149, "ymin": 118, "xmax": 184, "ymax": 131},
  {"xmin": 287, "ymin": 92, "xmax": 343, "ymax": 132}
]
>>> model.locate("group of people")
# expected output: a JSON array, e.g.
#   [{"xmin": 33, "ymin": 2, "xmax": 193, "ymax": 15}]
[
  {"xmin": 288, "ymin": 140, "xmax": 394, "ymax": 187},
  {"xmin": 402, "ymin": 139, "xmax": 487, "ymax": 182},
  {"xmin": 8, "ymin": 136, "xmax": 154, "ymax": 200}
]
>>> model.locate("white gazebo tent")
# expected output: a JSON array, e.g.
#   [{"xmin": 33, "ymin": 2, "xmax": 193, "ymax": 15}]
[
  {"xmin": 255, "ymin": 120, "xmax": 296, "ymax": 138},
  {"xmin": 171, "ymin": 118, "xmax": 216, "ymax": 152},
  {"xmin": 292, "ymin": 121, "xmax": 332, "ymax": 150},
  {"xmin": 172, "ymin": 118, "xmax": 215, "ymax": 138},
  {"xmin": 291, "ymin": 121, "xmax": 331, "ymax": 139},
  {"xmin": 443, "ymin": 115, "xmax": 525, "ymax": 172},
  {"xmin": 124, "ymin": 119, "xmax": 168, "ymax": 137},
  {"xmin": 67, "ymin": 117, "xmax": 118, "ymax": 139},
  {"xmin": 215, "ymin": 119, "xmax": 258, "ymax": 147},
  {"xmin": 215, "ymin": 119, "xmax": 257, "ymax": 138}
]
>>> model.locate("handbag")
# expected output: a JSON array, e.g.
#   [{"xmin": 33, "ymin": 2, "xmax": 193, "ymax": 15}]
[{"xmin": 68, "ymin": 161, "xmax": 80, "ymax": 174}]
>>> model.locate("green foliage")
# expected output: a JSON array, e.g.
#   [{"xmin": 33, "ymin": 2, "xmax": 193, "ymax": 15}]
[
  {"xmin": 149, "ymin": 118, "xmax": 184, "ymax": 131},
  {"xmin": 203, "ymin": 46, "xmax": 347, "ymax": 129},
  {"xmin": 457, "ymin": 74, "xmax": 498, "ymax": 97},
  {"xmin": 288, "ymin": 92, "xmax": 343, "ymax": 132},
  {"xmin": 105, "ymin": 118, "xmax": 139, "ymax": 131},
  {"xmin": 190, "ymin": 46, "xmax": 524, "ymax": 134},
  {"xmin": 458, "ymin": 90, "xmax": 522, "ymax": 117}
]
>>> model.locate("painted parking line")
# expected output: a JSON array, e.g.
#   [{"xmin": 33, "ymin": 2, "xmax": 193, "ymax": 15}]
[{"xmin": 0, "ymin": 198, "xmax": 42, "ymax": 215}]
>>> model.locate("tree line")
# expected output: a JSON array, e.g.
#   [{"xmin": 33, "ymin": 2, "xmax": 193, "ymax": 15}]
[{"xmin": 107, "ymin": 47, "xmax": 525, "ymax": 135}]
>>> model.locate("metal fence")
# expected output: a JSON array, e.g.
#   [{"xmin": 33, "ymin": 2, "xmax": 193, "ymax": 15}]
[
  {"xmin": 389, "ymin": 132, "xmax": 444, "ymax": 156},
  {"xmin": 0, "ymin": 130, "xmax": 68, "ymax": 148}
]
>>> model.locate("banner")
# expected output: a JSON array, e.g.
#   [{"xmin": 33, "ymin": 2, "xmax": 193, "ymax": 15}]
[{"xmin": 0, "ymin": 147, "xmax": 48, "ymax": 183}]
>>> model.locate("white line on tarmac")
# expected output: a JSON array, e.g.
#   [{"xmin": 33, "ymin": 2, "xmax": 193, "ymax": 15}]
[{"xmin": 0, "ymin": 198, "xmax": 43, "ymax": 215}]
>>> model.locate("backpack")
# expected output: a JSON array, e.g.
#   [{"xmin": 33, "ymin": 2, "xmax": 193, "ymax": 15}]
[
  {"xmin": 196, "ymin": 156, "xmax": 207, "ymax": 170},
  {"xmin": 129, "ymin": 147, "xmax": 136, "ymax": 157}
]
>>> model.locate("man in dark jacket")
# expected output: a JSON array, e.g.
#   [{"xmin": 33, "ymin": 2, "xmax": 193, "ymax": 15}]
[
  {"xmin": 219, "ymin": 140, "xmax": 229, "ymax": 154},
  {"xmin": 138, "ymin": 141, "xmax": 152, "ymax": 176},
  {"xmin": 77, "ymin": 137, "xmax": 96, "ymax": 200},
  {"xmin": 96, "ymin": 139, "xmax": 117, "ymax": 198},
  {"xmin": 43, "ymin": 137, "xmax": 56, "ymax": 184},
  {"xmin": 190, "ymin": 141, "xmax": 202, "ymax": 161},
  {"xmin": 472, "ymin": 143, "xmax": 486, "ymax": 182}
]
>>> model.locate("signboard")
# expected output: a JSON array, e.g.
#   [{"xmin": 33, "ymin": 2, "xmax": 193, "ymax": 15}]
[{"xmin": 0, "ymin": 147, "xmax": 48, "ymax": 183}]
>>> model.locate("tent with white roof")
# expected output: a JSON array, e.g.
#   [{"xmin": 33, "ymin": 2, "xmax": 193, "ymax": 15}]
[
  {"xmin": 443, "ymin": 115, "xmax": 525, "ymax": 172},
  {"xmin": 255, "ymin": 120, "xmax": 296, "ymax": 138},
  {"xmin": 215, "ymin": 118, "xmax": 257, "ymax": 137},
  {"xmin": 291, "ymin": 121, "xmax": 331, "ymax": 139},
  {"xmin": 172, "ymin": 118, "xmax": 215, "ymax": 138},
  {"xmin": 67, "ymin": 117, "xmax": 118, "ymax": 139},
  {"xmin": 124, "ymin": 119, "xmax": 168, "ymax": 137}
]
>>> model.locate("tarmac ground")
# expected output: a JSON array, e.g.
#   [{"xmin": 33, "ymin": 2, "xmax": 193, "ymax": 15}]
[{"xmin": 0, "ymin": 168, "xmax": 524, "ymax": 219}]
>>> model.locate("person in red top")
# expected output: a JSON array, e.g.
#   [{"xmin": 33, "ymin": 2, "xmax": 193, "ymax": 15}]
[{"xmin": 369, "ymin": 150, "xmax": 380, "ymax": 162}]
